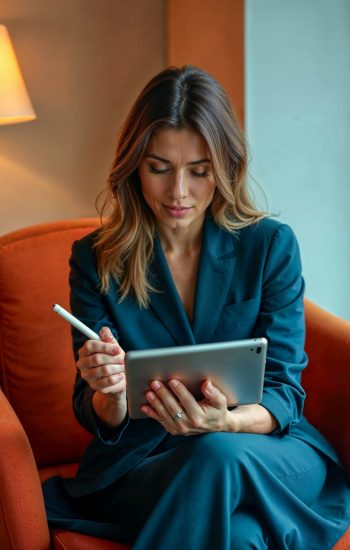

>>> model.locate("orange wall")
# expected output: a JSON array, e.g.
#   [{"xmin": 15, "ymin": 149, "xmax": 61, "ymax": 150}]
[{"xmin": 167, "ymin": 0, "xmax": 244, "ymax": 126}]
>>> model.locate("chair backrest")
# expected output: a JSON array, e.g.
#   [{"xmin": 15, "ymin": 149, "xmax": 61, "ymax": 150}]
[
  {"xmin": 0, "ymin": 219, "xmax": 99, "ymax": 467},
  {"xmin": 303, "ymin": 299, "xmax": 350, "ymax": 473}
]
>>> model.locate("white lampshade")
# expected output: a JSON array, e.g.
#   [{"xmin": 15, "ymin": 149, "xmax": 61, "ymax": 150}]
[{"xmin": 0, "ymin": 24, "xmax": 36, "ymax": 125}]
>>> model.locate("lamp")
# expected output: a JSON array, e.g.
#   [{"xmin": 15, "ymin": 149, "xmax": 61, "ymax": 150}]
[{"xmin": 0, "ymin": 24, "xmax": 36, "ymax": 125}]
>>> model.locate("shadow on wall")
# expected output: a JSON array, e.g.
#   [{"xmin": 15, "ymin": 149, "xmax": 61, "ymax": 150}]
[
  {"xmin": 0, "ymin": 152, "xmax": 86, "ymax": 234},
  {"xmin": 0, "ymin": 0, "xmax": 167, "ymax": 235}
]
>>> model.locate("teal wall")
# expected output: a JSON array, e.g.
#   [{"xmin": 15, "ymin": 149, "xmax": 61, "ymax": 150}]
[{"xmin": 245, "ymin": 0, "xmax": 350, "ymax": 320}]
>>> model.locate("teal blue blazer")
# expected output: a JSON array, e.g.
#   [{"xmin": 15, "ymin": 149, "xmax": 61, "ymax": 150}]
[{"xmin": 64, "ymin": 215, "xmax": 341, "ymax": 498}]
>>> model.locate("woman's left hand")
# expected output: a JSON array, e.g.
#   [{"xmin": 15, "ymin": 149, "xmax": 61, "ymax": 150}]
[{"xmin": 141, "ymin": 379, "xmax": 234, "ymax": 435}]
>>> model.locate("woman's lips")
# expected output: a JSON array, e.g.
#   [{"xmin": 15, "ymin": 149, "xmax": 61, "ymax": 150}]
[{"xmin": 163, "ymin": 205, "xmax": 193, "ymax": 218}]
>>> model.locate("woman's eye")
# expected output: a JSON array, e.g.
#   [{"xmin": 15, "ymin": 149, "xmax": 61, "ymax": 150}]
[
  {"xmin": 192, "ymin": 171, "xmax": 209, "ymax": 178},
  {"xmin": 147, "ymin": 166, "xmax": 209, "ymax": 177},
  {"xmin": 149, "ymin": 166, "xmax": 169, "ymax": 174}
]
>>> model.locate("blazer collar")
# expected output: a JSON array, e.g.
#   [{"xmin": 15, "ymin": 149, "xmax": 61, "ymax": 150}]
[
  {"xmin": 148, "ymin": 214, "xmax": 236, "ymax": 345},
  {"xmin": 192, "ymin": 215, "xmax": 236, "ymax": 343}
]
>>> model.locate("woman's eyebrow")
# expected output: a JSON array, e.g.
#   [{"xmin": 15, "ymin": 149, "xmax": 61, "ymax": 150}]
[{"xmin": 144, "ymin": 153, "xmax": 211, "ymax": 165}]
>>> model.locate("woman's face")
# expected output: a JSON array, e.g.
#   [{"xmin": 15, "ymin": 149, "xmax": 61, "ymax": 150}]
[{"xmin": 138, "ymin": 127, "xmax": 216, "ymax": 234}]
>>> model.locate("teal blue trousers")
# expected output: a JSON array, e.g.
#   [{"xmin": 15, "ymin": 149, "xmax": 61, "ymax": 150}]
[{"xmin": 44, "ymin": 431, "xmax": 350, "ymax": 549}]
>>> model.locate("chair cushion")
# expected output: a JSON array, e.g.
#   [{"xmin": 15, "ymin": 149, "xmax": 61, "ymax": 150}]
[
  {"xmin": 39, "ymin": 462, "xmax": 80, "ymax": 484},
  {"xmin": 0, "ymin": 219, "xmax": 98, "ymax": 466},
  {"xmin": 52, "ymin": 530, "xmax": 131, "ymax": 550},
  {"xmin": 51, "ymin": 527, "xmax": 350, "ymax": 550},
  {"xmin": 333, "ymin": 527, "xmax": 350, "ymax": 549},
  {"xmin": 40, "ymin": 464, "xmax": 132, "ymax": 549}
]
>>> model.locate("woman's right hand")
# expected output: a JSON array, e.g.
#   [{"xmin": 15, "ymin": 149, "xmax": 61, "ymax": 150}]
[{"xmin": 76, "ymin": 327, "xmax": 126, "ymax": 396}]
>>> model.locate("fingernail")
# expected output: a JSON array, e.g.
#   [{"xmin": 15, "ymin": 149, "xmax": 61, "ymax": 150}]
[
  {"xmin": 146, "ymin": 391, "xmax": 155, "ymax": 401},
  {"xmin": 169, "ymin": 379, "xmax": 179, "ymax": 389},
  {"xmin": 112, "ymin": 345, "xmax": 120, "ymax": 354},
  {"xmin": 151, "ymin": 380, "xmax": 161, "ymax": 390},
  {"xmin": 206, "ymin": 381, "xmax": 215, "ymax": 394}
]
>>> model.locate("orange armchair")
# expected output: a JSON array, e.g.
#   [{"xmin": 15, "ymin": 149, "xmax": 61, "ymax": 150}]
[{"xmin": 0, "ymin": 219, "xmax": 349, "ymax": 550}]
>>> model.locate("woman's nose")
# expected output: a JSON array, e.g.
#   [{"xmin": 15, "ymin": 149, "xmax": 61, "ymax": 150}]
[{"xmin": 168, "ymin": 171, "xmax": 188, "ymax": 199}]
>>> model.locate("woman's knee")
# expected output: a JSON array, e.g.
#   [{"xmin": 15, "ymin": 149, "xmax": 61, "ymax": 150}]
[{"xmin": 186, "ymin": 432, "xmax": 256, "ymax": 469}]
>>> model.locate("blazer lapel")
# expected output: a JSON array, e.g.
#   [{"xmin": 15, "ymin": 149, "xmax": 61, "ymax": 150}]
[
  {"xmin": 148, "ymin": 238, "xmax": 195, "ymax": 346},
  {"xmin": 192, "ymin": 216, "xmax": 236, "ymax": 343}
]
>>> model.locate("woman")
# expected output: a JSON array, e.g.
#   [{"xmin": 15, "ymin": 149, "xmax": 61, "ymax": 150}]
[{"xmin": 44, "ymin": 65, "xmax": 350, "ymax": 549}]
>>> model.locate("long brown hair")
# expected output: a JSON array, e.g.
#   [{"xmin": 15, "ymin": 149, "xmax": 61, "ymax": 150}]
[{"xmin": 94, "ymin": 65, "xmax": 266, "ymax": 307}]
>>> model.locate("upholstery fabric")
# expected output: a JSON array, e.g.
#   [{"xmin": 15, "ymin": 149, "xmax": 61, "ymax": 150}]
[
  {"xmin": 0, "ymin": 390, "xmax": 51, "ymax": 550},
  {"xmin": 303, "ymin": 299, "xmax": 350, "ymax": 473},
  {"xmin": 52, "ymin": 530, "xmax": 130, "ymax": 550},
  {"xmin": 0, "ymin": 219, "xmax": 348, "ymax": 549},
  {"xmin": 39, "ymin": 463, "xmax": 80, "ymax": 485},
  {"xmin": 333, "ymin": 531, "xmax": 350, "ymax": 550},
  {"xmin": 0, "ymin": 219, "xmax": 96, "ymax": 466}
]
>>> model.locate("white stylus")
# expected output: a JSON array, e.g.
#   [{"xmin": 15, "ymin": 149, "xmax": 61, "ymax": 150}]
[{"xmin": 52, "ymin": 304, "xmax": 101, "ymax": 341}]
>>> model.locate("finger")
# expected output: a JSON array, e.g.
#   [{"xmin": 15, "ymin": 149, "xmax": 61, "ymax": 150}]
[
  {"xmin": 82, "ymin": 363, "xmax": 125, "ymax": 382},
  {"xmin": 140, "ymin": 403, "xmax": 166, "ymax": 425},
  {"xmin": 149, "ymin": 380, "xmax": 183, "ymax": 418},
  {"xmin": 79, "ymin": 340, "xmax": 122, "ymax": 358},
  {"xmin": 167, "ymin": 379, "xmax": 202, "ymax": 413},
  {"xmin": 96, "ymin": 372, "xmax": 125, "ymax": 388},
  {"xmin": 79, "ymin": 359, "xmax": 124, "ymax": 379},
  {"xmin": 167, "ymin": 379, "xmax": 204, "ymax": 427},
  {"xmin": 200, "ymin": 380, "xmax": 227, "ymax": 409},
  {"xmin": 95, "ymin": 376, "xmax": 126, "ymax": 395},
  {"xmin": 95, "ymin": 363, "xmax": 125, "ymax": 378},
  {"xmin": 79, "ymin": 352, "xmax": 125, "ymax": 369},
  {"xmin": 142, "ymin": 398, "xmax": 185, "ymax": 435},
  {"xmin": 99, "ymin": 326, "xmax": 119, "ymax": 344},
  {"xmin": 148, "ymin": 382, "xmax": 195, "ymax": 435},
  {"xmin": 145, "ymin": 389, "xmax": 173, "ymax": 424}
]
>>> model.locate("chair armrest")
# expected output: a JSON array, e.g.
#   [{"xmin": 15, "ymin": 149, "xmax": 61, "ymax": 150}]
[
  {"xmin": 304, "ymin": 299, "xmax": 350, "ymax": 473},
  {"xmin": 0, "ymin": 390, "xmax": 51, "ymax": 550},
  {"xmin": 305, "ymin": 298, "xmax": 350, "ymax": 353}
]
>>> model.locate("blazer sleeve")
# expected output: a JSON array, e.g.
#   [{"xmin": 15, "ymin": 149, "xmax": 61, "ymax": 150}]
[
  {"xmin": 253, "ymin": 223, "xmax": 307, "ymax": 435},
  {"xmin": 69, "ymin": 235, "xmax": 129, "ymax": 444}
]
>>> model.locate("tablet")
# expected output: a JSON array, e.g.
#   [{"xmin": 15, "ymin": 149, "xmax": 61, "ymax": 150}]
[{"xmin": 125, "ymin": 338, "xmax": 267, "ymax": 419}]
